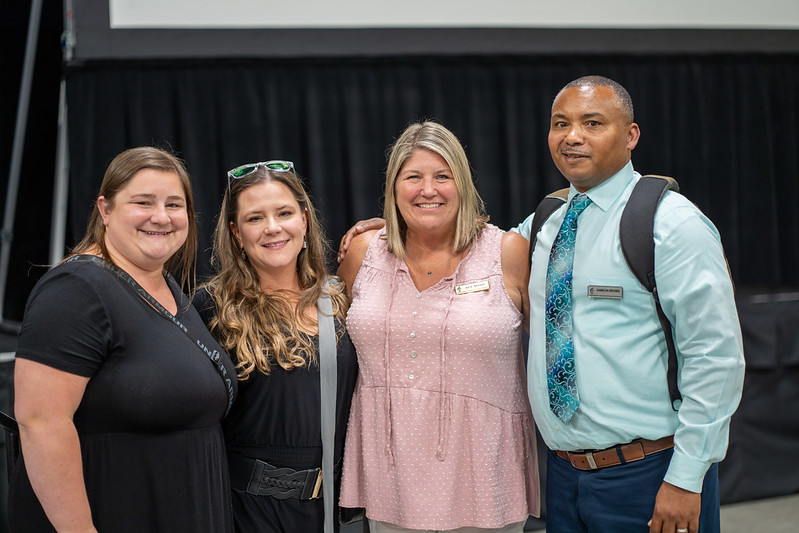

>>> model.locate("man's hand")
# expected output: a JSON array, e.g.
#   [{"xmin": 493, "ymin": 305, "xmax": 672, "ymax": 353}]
[
  {"xmin": 648, "ymin": 481, "xmax": 701, "ymax": 533},
  {"xmin": 337, "ymin": 218, "xmax": 385, "ymax": 263}
]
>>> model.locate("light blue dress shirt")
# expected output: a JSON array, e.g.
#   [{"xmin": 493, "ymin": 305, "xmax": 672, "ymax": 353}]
[{"xmin": 513, "ymin": 161, "xmax": 745, "ymax": 493}]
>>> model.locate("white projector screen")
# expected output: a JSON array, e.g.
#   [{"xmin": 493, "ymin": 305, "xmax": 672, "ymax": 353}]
[
  {"xmin": 108, "ymin": 0, "xmax": 799, "ymax": 29},
  {"xmin": 67, "ymin": 0, "xmax": 799, "ymax": 60}
]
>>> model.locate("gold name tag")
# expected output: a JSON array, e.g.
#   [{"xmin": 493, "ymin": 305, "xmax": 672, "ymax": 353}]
[
  {"xmin": 587, "ymin": 285, "xmax": 623, "ymax": 299},
  {"xmin": 455, "ymin": 280, "xmax": 490, "ymax": 295}
]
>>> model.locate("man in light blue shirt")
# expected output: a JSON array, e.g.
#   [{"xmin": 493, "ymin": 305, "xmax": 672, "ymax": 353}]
[{"xmin": 516, "ymin": 76, "xmax": 744, "ymax": 533}]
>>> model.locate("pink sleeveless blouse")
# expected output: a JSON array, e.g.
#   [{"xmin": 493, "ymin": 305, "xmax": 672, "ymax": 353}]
[{"xmin": 340, "ymin": 224, "xmax": 539, "ymax": 529}]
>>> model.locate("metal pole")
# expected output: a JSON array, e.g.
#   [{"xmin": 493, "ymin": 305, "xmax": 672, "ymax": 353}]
[
  {"xmin": 0, "ymin": 0, "xmax": 44, "ymax": 334},
  {"xmin": 50, "ymin": 79, "xmax": 70, "ymax": 265},
  {"xmin": 49, "ymin": 0, "xmax": 76, "ymax": 266}
]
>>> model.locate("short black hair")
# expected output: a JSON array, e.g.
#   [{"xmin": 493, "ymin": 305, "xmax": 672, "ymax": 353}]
[{"xmin": 558, "ymin": 75, "xmax": 634, "ymax": 123}]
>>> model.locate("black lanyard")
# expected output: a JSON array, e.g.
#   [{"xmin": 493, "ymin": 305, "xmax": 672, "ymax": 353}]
[{"xmin": 65, "ymin": 255, "xmax": 234, "ymax": 416}]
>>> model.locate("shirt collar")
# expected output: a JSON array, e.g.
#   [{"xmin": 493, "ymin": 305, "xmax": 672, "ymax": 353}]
[{"xmin": 567, "ymin": 160, "xmax": 637, "ymax": 212}]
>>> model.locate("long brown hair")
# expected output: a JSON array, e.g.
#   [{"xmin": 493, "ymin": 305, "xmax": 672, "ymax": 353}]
[
  {"xmin": 70, "ymin": 146, "xmax": 197, "ymax": 291},
  {"xmin": 204, "ymin": 165, "xmax": 348, "ymax": 379}
]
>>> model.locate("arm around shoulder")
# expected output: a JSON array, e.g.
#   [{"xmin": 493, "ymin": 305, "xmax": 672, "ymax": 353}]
[
  {"xmin": 337, "ymin": 229, "xmax": 378, "ymax": 300},
  {"xmin": 337, "ymin": 217, "xmax": 386, "ymax": 263},
  {"xmin": 501, "ymin": 230, "xmax": 531, "ymax": 330}
]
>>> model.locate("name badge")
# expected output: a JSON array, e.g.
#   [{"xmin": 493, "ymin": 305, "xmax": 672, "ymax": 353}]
[
  {"xmin": 455, "ymin": 279, "xmax": 490, "ymax": 295},
  {"xmin": 587, "ymin": 285, "xmax": 623, "ymax": 299}
]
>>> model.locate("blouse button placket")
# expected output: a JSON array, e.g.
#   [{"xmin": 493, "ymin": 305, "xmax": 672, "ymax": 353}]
[{"xmin": 409, "ymin": 295, "xmax": 421, "ymax": 380}]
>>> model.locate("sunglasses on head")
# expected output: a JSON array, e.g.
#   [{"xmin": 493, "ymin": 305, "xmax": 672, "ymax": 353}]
[
  {"xmin": 227, "ymin": 160, "xmax": 294, "ymax": 180},
  {"xmin": 226, "ymin": 160, "xmax": 295, "ymax": 200}
]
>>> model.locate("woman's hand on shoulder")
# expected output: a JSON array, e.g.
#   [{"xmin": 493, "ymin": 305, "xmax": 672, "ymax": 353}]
[
  {"xmin": 501, "ymin": 230, "xmax": 531, "ymax": 331},
  {"xmin": 337, "ymin": 229, "xmax": 379, "ymax": 300}
]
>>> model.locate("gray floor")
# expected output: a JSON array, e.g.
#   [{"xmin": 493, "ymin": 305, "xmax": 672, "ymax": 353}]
[{"xmin": 718, "ymin": 493, "xmax": 799, "ymax": 533}]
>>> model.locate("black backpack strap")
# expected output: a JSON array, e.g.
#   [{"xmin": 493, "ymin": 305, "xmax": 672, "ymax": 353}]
[
  {"xmin": 528, "ymin": 188, "xmax": 569, "ymax": 269},
  {"xmin": 619, "ymin": 174, "xmax": 683, "ymax": 410}
]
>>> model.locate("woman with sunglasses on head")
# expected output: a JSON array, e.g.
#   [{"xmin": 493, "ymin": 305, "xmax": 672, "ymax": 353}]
[
  {"xmin": 337, "ymin": 122, "xmax": 540, "ymax": 532},
  {"xmin": 193, "ymin": 161, "xmax": 358, "ymax": 533},
  {"xmin": 10, "ymin": 146, "xmax": 237, "ymax": 532}
]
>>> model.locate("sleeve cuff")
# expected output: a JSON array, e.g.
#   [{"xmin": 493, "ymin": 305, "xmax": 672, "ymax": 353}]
[{"xmin": 664, "ymin": 450, "xmax": 711, "ymax": 493}]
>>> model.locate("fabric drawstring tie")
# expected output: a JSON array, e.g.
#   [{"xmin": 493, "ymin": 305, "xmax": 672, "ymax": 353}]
[{"xmin": 382, "ymin": 260, "xmax": 400, "ymax": 465}]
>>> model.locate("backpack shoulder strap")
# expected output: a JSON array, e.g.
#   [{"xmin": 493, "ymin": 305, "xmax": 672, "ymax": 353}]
[
  {"xmin": 619, "ymin": 174, "xmax": 683, "ymax": 410},
  {"xmin": 619, "ymin": 175, "xmax": 679, "ymax": 291},
  {"xmin": 528, "ymin": 188, "xmax": 569, "ymax": 269}
]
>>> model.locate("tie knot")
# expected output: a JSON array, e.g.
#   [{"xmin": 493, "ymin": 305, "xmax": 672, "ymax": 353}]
[{"xmin": 568, "ymin": 194, "xmax": 592, "ymax": 217}]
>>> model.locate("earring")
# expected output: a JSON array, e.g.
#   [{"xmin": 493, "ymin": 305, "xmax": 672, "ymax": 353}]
[
  {"xmin": 302, "ymin": 237, "xmax": 307, "ymax": 249},
  {"xmin": 241, "ymin": 248, "xmax": 247, "ymax": 260}
]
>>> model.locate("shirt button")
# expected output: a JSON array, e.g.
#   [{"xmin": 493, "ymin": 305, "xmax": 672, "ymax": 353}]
[
  {"xmin": 410, "ymin": 332, "xmax": 415, "ymax": 338},
  {"xmin": 412, "ymin": 311, "xmax": 418, "ymax": 317},
  {"xmin": 411, "ymin": 351, "xmax": 417, "ymax": 358},
  {"xmin": 416, "ymin": 293, "xmax": 422, "ymax": 299},
  {"xmin": 409, "ymin": 374, "xmax": 415, "ymax": 380},
  {"xmin": 554, "ymin": 424, "xmax": 560, "ymax": 431}
]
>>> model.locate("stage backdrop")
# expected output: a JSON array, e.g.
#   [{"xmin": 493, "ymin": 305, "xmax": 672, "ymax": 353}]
[
  {"xmin": 1, "ymin": 5, "xmax": 798, "ymax": 530},
  {"xmin": 4, "ymin": 0, "xmax": 799, "ymax": 322},
  {"xmin": 64, "ymin": 55, "xmax": 799, "ymax": 289}
]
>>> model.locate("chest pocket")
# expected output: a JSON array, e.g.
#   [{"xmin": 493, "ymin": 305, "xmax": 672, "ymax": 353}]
[{"xmin": 577, "ymin": 276, "xmax": 651, "ymax": 338}]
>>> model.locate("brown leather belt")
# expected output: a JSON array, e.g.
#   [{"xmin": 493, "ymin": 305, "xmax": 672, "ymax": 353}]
[{"xmin": 555, "ymin": 436, "xmax": 674, "ymax": 471}]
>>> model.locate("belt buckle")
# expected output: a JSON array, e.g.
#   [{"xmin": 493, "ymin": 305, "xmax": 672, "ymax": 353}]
[
  {"xmin": 310, "ymin": 468, "xmax": 323, "ymax": 499},
  {"xmin": 584, "ymin": 451, "xmax": 599, "ymax": 470}
]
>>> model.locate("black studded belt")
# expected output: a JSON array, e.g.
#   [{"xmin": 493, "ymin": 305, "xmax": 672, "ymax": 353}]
[{"xmin": 228, "ymin": 452, "xmax": 341, "ymax": 500}]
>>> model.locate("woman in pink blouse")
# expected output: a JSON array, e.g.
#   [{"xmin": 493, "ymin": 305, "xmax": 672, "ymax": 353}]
[{"xmin": 338, "ymin": 121, "xmax": 539, "ymax": 532}]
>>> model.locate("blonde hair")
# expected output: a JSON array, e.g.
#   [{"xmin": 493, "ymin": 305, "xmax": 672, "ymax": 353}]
[
  {"xmin": 70, "ymin": 146, "xmax": 197, "ymax": 291},
  {"xmin": 383, "ymin": 121, "xmax": 488, "ymax": 258},
  {"xmin": 204, "ymin": 166, "xmax": 348, "ymax": 380}
]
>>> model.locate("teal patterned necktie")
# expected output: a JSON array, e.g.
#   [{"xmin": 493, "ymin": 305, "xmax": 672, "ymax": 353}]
[{"xmin": 545, "ymin": 193, "xmax": 592, "ymax": 423}]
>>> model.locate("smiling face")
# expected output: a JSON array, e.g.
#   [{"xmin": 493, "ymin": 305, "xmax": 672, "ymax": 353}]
[
  {"xmin": 548, "ymin": 85, "xmax": 640, "ymax": 192},
  {"xmin": 230, "ymin": 180, "xmax": 307, "ymax": 286},
  {"xmin": 394, "ymin": 148, "xmax": 460, "ymax": 239},
  {"xmin": 97, "ymin": 168, "xmax": 189, "ymax": 275}
]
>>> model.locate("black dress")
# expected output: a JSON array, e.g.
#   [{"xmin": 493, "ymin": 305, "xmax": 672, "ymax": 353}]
[
  {"xmin": 193, "ymin": 288, "xmax": 358, "ymax": 533},
  {"xmin": 9, "ymin": 258, "xmax": 237, "ymax": 533}
]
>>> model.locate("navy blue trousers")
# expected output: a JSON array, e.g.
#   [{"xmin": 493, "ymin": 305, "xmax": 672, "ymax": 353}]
[{"xmin": 545, "ymin": 448, "xmax": 720, "ymax": 533}]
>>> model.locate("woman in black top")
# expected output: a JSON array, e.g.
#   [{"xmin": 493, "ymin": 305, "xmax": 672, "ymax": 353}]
[
  {"xmin": 193, "ymin": 161, "xmax": 357, "ymax": 532},
  {"xmin": 10, "ymin": 147, "xmax": 237, "ymax": 532}
]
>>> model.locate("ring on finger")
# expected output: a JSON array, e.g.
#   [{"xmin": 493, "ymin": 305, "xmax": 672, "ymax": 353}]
[{"xmin": 676, "ymin": 528, "xmax": 688, "ymax": 533}]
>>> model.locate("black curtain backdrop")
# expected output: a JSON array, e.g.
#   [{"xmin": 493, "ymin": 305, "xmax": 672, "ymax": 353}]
[{"xmin": 64, "ymin": 55, "xmax": 799, "ymax": 289}]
